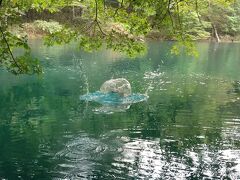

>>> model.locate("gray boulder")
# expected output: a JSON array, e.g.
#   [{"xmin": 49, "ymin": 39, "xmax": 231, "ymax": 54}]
[{"xmin": 100, "ymin": 78, "xmax": 131, "ymax": 97}]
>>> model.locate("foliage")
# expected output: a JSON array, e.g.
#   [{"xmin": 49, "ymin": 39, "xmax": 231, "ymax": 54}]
[
  {"xmin": 0, "ymin": 29, "xmax": 42, "ymax": 74},
  {"xmin": 0, "ymin": 0, "xmax": 43, "ymax": 74},
  {"xmin": 33, "ymin": 20, "xmax": 63, "ymax": 34},
  {"xmin": 222, "ymin": 1, "xmax": 240, "ymax": 36},
  {"xmin": 0, "ymin": 0, "xmax": 238, "ymax": 74}
]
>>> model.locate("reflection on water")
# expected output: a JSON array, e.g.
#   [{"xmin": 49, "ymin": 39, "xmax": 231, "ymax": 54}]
[
  {"xmin": 53, "ymin": 132, "xmax": 240, "ymax": 179},
  {"xmin": 0, "ymin": 41, "xmax": 240, "ymax": 179}
]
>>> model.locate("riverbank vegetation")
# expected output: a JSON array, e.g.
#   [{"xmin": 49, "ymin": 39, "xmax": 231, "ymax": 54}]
[{"xmin": 1, "ymin": 0, "xmax": 240, "ymax": 74}]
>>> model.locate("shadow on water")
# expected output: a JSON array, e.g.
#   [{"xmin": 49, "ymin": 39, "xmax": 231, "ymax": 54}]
[{"xmin": 0, "ymin": 41, "xmax": 240, "ymax": 179}]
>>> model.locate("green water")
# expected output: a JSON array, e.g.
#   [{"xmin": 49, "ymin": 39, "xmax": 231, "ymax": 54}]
[{"xmin": 0, "ymin": 41, "xmax": 240, "ymax": 179}]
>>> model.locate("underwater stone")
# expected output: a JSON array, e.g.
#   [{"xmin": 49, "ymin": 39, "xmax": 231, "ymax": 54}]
[{"xmin": 100, "ymin": 78, "xmax": 131, "ymax": 97}]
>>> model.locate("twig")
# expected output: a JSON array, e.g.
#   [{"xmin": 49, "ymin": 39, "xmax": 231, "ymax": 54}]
[
  {"xmin": 153, "ymin": 1, "xmax": 175, "ymax": 29},
  {"xmin": 113, "ymin": 0, "xmax": 124, "ymax": 17},
  {"xmin": 168, "ymin": 0, "xmax": 174, "ymax": 31},
  {"xmin": 95, "ymin": 0, "xmax": 98, "ymax": 20},
  {"xmin": 195, "ymin": 0, "xmax": 204, "ymax": 26},
  {"xmin": 0, "ymin": 27, "xmax": 23, "ymax": 72},
  {"xmin": 95, "ymin": 20, "xmax": 106, "ymax": 35},
  {"xmin": 176, "ymin": 0, "xmax": 184, "ymax": 40},
  {"xmin": 0, "ymin": 0, "xmax": 23, "ymax": 73},
  {"xmin": 94, "ymin": 0, "xmax": 107, "ymax": 36},
  {"xmin": 103, "ymin": 0, "xmax": 106, "ymax": 10},
  {"xmin": 176, "ymin": 0, "xmax": 182, "ymax": 29},
  {"xmin": 157, "ymin": 11, "xmax": 169, "ymax": 25}
]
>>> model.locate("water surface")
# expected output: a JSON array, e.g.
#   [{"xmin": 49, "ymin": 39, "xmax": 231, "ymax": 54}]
[{"xmin": 0, "ymin": 41, "xmax": 240, "ymax": 179}]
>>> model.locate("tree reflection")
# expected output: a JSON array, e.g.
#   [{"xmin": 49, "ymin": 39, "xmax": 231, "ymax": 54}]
[{"xmin": 0, "ymin": 41, "xmax": 240, "ymax": 179}]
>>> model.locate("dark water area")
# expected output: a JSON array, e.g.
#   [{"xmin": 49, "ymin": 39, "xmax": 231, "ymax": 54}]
[{"xmin": 0, "ymin": 41, "xmax": 240, "ymax": 179}]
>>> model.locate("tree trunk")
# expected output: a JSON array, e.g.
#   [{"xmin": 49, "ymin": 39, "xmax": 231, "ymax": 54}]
[
  {"xmin": 212, "ymin": 24, "xmax": 220, "ymax": 43},
  {"xmin": 72, "ymin": 6, "xmax": 75, "ymax": 19}
]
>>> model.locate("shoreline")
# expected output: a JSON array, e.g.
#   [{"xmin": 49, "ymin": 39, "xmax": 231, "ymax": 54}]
[{"xmin": 10, "ymin": 22, "xmax": 240, "ymax": 43}]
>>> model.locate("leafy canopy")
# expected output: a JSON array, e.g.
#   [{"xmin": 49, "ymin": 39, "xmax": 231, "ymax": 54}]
[{"xmin": 0, "ymin": 0, "xmax": 236, "ymax": 74}]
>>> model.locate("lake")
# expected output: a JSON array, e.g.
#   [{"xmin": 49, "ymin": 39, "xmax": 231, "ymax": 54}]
[{"xmin": 0, "ymin": 41, "xmax": 240, "ymax": 179}]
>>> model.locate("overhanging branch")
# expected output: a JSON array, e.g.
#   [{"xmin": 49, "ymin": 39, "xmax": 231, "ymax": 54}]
[
  {"xmin": 113, "ymin": 0, "xmax": 124, "ymax": 17},
  {"xmin": 93, "ymin": 0, "xmax": 107, "ymax": 36},
  {"xmin": 0, "ymin": 28, "xmax": 23, "ymax": 72}
]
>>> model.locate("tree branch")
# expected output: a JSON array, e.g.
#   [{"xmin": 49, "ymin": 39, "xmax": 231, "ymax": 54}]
[
  {"xmin": 168, "ymin": 0, "xmax": 174, "ymax": 31},
  {"xmin": 95, "ymin": 20, "xmax": 106, "ymax": 35},
  {"xmin": 113, "ymin": 0, "xmax": 124, "ymax": 17},
  {"xmin": 153, "ymin": 1, "xmax": 175, "ymax": 29},
  {"xmin": 0, "ymin": 28, "xmax": 23, "ymax": 72},
  {"xmin": 95, "ymin": 0, "xmax": 98, "ymax": 20},
  {"xmin": 176, "ymin": 0, "xmax": 184, "ymax": 40},
  {"xmin": 103, "ymin": 0, "xmax": 106, "ymax": 10},
  {"xmin": 156, "ymin": 1, "xmax": 170, "ymax": 25},
  {"xmin": 195, "ymin": 0, "xmax": 204, "ymax": 26},
  {"xmin": 94, "ymin": 0, "xmax": 107, "ymax": 36},
  {"xmin": 176, "ymin": 0, "xmax": 182, "ymax": 28}
]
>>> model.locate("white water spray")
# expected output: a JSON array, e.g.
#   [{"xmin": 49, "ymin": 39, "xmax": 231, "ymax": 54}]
[
  {"xmin": 143, "ymin": 66, "xmax": 165, "ymax": 96},
  {"xmin": 72, "ymin": 54, "xmax": 89, "ymax": 94}
]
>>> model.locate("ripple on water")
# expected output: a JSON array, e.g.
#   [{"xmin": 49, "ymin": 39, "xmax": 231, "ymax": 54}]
[
  {"xmin": 53, "ymin": 135, "xmax": 110, "ymax": 179},
  {"xmin": 51, "ymin": 131, "xmax": 240, "ymax": 180},
  {"xmin": 56, "ymin": 137, "xmax": 107, "ymax": 160},
  {"xmin": 48, "ymin": 106, "xmax": 240, "ymax": 179}
]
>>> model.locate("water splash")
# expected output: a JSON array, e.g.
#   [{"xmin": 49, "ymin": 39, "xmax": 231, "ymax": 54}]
[
  {"xmin": 80, "ymin": 92, "xmax": 148, "ymax": 114},
  {"xmin": 72, "ymin": 54, "xmax": 90, "ymax": 117},
  {"xmin": 143, "ymin": 67, "xmax": 167, "ymax": 95},
  {"xmin": 80, "ymin": 92, "xmax": 147, "ymax": 105},
  {"xmin": 72, "ymin": 54, "xmax": 89, "ymax": 94}
]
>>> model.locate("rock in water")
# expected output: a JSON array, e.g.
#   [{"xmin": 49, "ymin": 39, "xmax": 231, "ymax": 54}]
[{"xmin": 100, "ymin": 78, "xmax": 131, "ymax": 97}]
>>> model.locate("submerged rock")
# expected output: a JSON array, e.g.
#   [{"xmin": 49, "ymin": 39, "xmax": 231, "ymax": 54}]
[{"xmin": 100, "ymin": 78, "xmax": 131, "ymax": 97}]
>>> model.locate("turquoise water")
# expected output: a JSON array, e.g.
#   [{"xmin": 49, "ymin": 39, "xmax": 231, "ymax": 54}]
[
  {"xmin": 0, "ymin": 41, "xmax": 240, "ymax": 179},
  {"xmin": 80, "ymin": 91, "xmax": 148, "ymax": 114}
]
